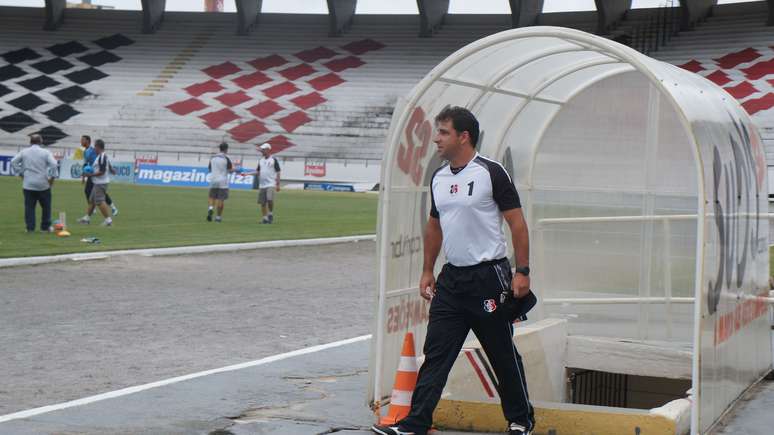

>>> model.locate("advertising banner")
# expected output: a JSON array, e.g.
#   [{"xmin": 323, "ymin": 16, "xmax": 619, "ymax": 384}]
[
  {"xmin": 303, "ymin": 182, "xmax": 355, "ymax": 192},
  {"xmin": 59, "ymin": 159, "xmax": 135, "ymax": 184},
  {"xmin": 136, "ymin": 164, "xmax": 254, "ymax": 189},
  {"xmin": 304, "ymin": 158, "xmax": 326, "ymax": 177},
  {"xmin": 0, "ymin": 155, "xmax": 15, "ymax": 176}
]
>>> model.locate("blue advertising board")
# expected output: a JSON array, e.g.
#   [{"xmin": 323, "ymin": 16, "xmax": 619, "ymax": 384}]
[
  {"xmin": 136, "ymin": 164, "xmax": 254, "ymax": 189},
  {"xmin": 59, "ymin": 159, "xmax": 135, "ymax": 184},
  {"xmin": 0, "ymin": 155, "xmax": 15, "ymax": 176},
  {"xmin": 303, "ymin": 182, "xmax": 355, "ymax": 192}
]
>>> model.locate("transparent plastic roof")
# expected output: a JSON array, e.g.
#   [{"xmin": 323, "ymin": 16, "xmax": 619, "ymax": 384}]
[{"xmin": 373, "ymin": 26, "xmax": 769, "ymax": 434}]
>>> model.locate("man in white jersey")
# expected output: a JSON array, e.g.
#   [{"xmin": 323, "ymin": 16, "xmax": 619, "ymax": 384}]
[
  {"xmin": 244, "ymin": 143, "xmax": 281, "ymax": 224},
  {"xmin": 372, "ymin": 107, "xmax": 535, "ymax": 435},
  {"xmin": 78, "ymin": 135, "xmax": 118, "ymax": 222},
  {"xmin": 206, "ymin": 142, "xmax": 234, "ymax": 223},
  {"xmin": 78, "ymin": 135, "xmax": 118, "ymax": 224},
  {"xmin": 84, "ymin": 139, "xmax": 114, "ymax": 226}
]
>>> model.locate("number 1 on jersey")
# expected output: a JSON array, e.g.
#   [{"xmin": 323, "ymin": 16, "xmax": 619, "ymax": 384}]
[{"xmin": 467, "ymin": 181, "xmax": 474, "ymax": 196}]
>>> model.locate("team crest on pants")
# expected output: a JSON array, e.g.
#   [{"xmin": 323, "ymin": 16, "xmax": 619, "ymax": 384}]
[{"xmin": 484, "ymin": 299, "xmax": 497, "ymax": 313}]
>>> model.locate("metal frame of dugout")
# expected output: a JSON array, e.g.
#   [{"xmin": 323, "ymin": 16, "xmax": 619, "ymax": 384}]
[{"xmin": 369, "ymin": 26, "xmax": 772, "ymax": 435}]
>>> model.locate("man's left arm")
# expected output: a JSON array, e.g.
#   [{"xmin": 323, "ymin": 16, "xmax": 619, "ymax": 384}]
[
  {"xmin": 490, "ymin": 163, "xmax": 530, "ymax": 299},
  {"xmin": 46, "ymin": 152, "xmax": 58, "ymax": 186},
  {"xmin": 274, "ymin": 159, "xmax": 281, "ymax": 192},
  {"xmin": 503, "ymin": 208, "xmax": 530, "ymax": 298}
]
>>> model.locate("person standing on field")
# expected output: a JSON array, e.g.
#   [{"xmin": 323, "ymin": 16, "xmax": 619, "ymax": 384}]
[
  {"xmin": 11, "ymin": 134, "xmax": 58, "ymax": 233},
  {"xmin": 78, "ymin": 135, "xmax": 118, "ymax": 222},
  {"xmin": 83, "ymin": 139, "xmax": 114, "ymax": 227},
  {"xmin": 206, "ymin": 142, "xmax": 234, "ymax": 223},
  {"xmin": 242, "ymin": 143, "xmax": 280, "ymax": 224}
]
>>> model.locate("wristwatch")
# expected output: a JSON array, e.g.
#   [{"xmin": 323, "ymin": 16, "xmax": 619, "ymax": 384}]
[{"xmin": 514, "ymin": 266, "xmax": 530, "ymax": 276}]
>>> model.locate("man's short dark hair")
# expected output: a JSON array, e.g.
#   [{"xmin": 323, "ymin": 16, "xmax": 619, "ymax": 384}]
[
  {"xmin": 29, "ymin": 134, "xmax": 42, "ymax": 145},
  {"xmin": 95, "ymin": 139, "xmax": 105, "ymax": 150},
  {"xmin": 435, "ymin": 106, "xmax": 479, "ymax": 146},
  {"xmin": 82, "ymin": 135, "xmax": 91, "ymax": 143},
  {"xmin": 219, "ymin": 142, "xmax": 228, "ymax": 152}
]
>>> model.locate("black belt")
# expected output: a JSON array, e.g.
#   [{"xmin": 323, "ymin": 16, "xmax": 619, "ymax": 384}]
[{"xmin": 445, "ymin": 257, "xmax": 508, "ymax": 271}]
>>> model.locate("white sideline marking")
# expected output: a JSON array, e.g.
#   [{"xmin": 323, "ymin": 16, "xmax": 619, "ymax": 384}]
[
  {"xmin": 0, "ymin": 334, "xmax": 372, "ymax": 424},
  {"xmin": 0, "ymin": 234, "xmax": 375, "ymax": 268}
]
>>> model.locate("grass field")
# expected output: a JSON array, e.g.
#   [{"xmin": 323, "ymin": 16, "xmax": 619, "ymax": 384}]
[
  {"xmin": 2, "ymin": 176, "xmax": 772, "ymax": 273},
  {"xmin": 0, "ymin": 177, "xmax": 378, "ymax": 258}
]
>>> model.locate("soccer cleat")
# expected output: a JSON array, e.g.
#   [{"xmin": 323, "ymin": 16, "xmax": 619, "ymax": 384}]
[
  {"xmin": 508, "ymin": 422, "xmax": 530, "ymax": 435},
  {"xmin": 101, "ymin": 220, "xmax": 112, "ymax": 227},
  {"xmin": 260, "ymin": 217, "xmax": 269, "ymax": 224},
  {"xmin": 77, "ymin": 216, "xmax": 90, "ymax": 224},
  {"xmin": 267, "ymin": 214, "xmax": 274, "ymax": 224},
  {"xmin": 206, "ymin": 209, "xmax": 213, "ymax": 222},
  {"xmin": 214, "ymin": 216, "xmax": 222, "ymax": 223},
  {"xmin": 370, "ymin": 424, "xmax": 415, "ymax": 435},
  {"xmin": 111, "ymin": 205, "xmax": 118, "ymax": 216}
]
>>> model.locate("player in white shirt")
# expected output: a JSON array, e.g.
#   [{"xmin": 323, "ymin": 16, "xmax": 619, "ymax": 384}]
[
  {"xmin": 82, "ymin": 139, "xmax": 114, "ymax": 226},
  {"xmin": 206, "ymin": 142, "xmax": 235, "ymax": 223},
  {"xmin": 243, "ymin": 143, "xmax": 281, "ymax": 224},
  {"xmin": 372, "ymin": 107, "xmax": 534, "ymax": 435}
]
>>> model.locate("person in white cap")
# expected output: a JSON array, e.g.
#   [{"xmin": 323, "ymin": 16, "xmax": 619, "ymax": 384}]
[{"xmin": 243, "ymin": 143, "xmax": 281, "ymax": 224}]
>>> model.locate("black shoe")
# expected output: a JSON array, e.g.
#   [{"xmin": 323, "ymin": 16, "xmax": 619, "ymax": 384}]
[
  {"xmin": 206, "ymin": 209, "xmax": 213, "ymax": 222},
  {"xmin": 371, "ymin": 424, "xmax": 415, "ymax": 435},
  {"xmin": 508, "ymin": 422, "xmax": 531, "ymax": 435}
]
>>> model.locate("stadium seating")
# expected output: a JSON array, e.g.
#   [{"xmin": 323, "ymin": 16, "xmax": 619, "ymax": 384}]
[
  {"xmin": 652, "ymin": 2, "xmax": 774, "ymax": 164},
  {"xmin": 0, "ymin": 7, "xmax": 508, "ymax": 162},
  {"xmin": 0, "ymin": 3, "xmax": 771, "ymax": 165}
]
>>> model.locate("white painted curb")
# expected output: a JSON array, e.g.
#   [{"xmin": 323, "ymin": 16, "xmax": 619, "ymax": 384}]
[{"xmin": 0, "ymin": 234, "xmax": 376, "ymax": 268}]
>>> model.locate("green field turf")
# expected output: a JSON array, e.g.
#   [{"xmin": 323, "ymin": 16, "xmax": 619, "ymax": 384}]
[
  {"xmin": 0, "ymin": 177, "xmax": 378, "ymax": 258},
  {"xmin": 2, "ymin": 177, "xmax": 772, "ymax": 275}
]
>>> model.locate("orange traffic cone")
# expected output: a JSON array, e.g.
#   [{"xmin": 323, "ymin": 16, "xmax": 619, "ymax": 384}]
[{"xmin": 380, "ymin": 332, "xmax": 419, "ymax": 425}]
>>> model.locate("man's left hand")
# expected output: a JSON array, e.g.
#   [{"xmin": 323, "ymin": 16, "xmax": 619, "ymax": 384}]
[
  {"xmin": 276, "ymin": 184, "xmax": 281, "ymax": 192},
  {"xmin": 512, "ymin": 273, "xmax": 530, "ymax": 299}
]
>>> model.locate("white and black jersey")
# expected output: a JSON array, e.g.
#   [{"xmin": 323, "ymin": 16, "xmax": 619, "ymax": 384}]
[
  {"xmin": 208, "ymin": 153, "xmax": 233, "ymax": 189},
  {"xmin": 257, "ymin": 156, "xmax": 281, "ymax": 189},
  {"xmin": 430, "ymin": 153, "xmax": 521, "ymax": 267},
  {"xmin": 91, "ymin": 153, "xmax": 110, "ymax": 185}
]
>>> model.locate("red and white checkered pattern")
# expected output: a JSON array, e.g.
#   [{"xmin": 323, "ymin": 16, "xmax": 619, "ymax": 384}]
[
  {"xmin": 166, "ymin": 39, "xmax": 385, "ymax": 153},
  {"xmin": 678, "ymin": 46, "xmax": 774, "ymax": 117}
]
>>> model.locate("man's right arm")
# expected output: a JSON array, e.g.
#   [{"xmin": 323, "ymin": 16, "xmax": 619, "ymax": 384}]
[
  {"xmin": 47, "ymin": 152, "xmax": 58, "ymax": 186},
  {"xmin": 420, "ymin": 216, "xmax": 442, "ymax": 300}
]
